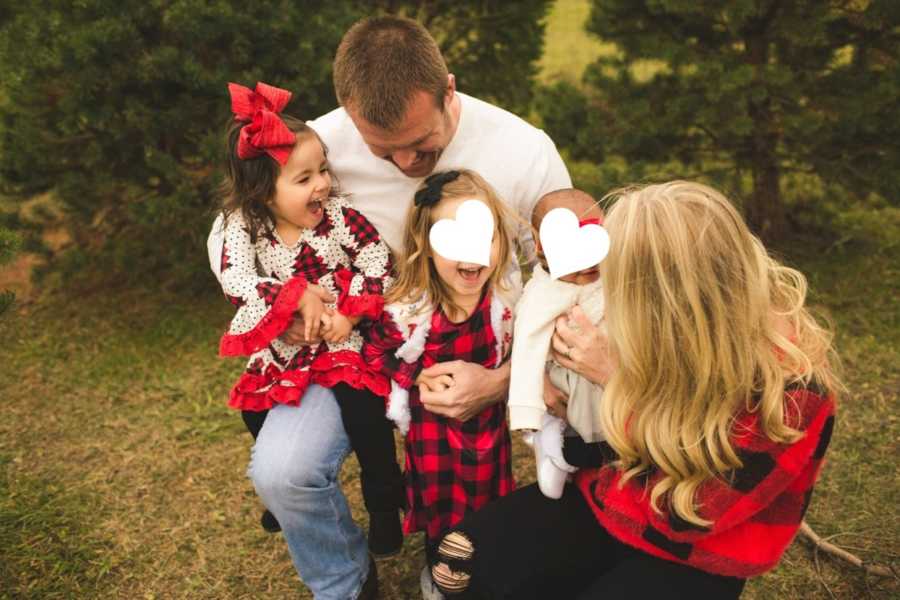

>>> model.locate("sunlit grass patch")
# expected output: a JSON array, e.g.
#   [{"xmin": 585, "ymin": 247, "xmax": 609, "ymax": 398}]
[{"xmin": 539, "ymin": 0, "xmax": 613, "ymax": 84}]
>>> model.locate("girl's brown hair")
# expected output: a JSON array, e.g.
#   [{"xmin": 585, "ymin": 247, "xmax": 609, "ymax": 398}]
[
  {"xmin": 219, "ymin": 116, "xmax": 331, "ymax": 243},
  {"xmin": 387, "ymin": 169, "xmax": 516, "ymax": 319}
]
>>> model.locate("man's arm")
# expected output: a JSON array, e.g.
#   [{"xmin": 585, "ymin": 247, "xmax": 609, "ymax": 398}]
[{"xmin": 418, "ymin": 360, "xmax": 510, "ymax": 421}]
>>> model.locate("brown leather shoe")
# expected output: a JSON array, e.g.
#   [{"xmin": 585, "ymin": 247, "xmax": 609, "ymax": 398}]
[{"xmin": 357, "ymin": 556, "xmax": 379, "ymax": 600}]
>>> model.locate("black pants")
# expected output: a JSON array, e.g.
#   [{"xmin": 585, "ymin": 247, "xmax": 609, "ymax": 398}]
[
  {"xmin": 331, "ymin": 382, "xmax": 404, "ymax": 513},
  {"xmin": 243, "ymin": 383, "xmax": 404, "ymax": 513},
  {"xmin": 442, "ymin": 483, "xmax": 745, "ymax": 600}
]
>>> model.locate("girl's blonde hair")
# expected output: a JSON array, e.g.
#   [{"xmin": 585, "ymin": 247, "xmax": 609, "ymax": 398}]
[
  {"xmin": 600, "ymin": 181, "xmax": 840, "ymax": 527},
  {"xmin": 388, "ymin": 169, "xmax": 516, "ymax": 318}
]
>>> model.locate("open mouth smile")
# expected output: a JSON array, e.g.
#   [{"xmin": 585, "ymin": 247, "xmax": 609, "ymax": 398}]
[{"xmin": 457, "ymin": 265, "xmax": 485, "ymax": 282}]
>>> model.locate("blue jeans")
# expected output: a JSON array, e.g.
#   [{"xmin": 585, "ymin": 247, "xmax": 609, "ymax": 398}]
[{"xmin": 249, "ymin": 385, "xmax": 370, "ymax": 599}]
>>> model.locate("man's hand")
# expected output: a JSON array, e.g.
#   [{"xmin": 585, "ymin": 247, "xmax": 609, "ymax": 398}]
[
  {"xmin": 415, "ymin": 372, "xmax": 454, "ymax": 393},
  {"xmin": 418, "ymin": 360, "xmax": 510, "ymax": 421},
  {"xmin": 543, "ymin": 370, "xmax": 568, "ymax": 424},
  {"xmin": 551, "ymin": 305, "xmax": 615, "ymax": 386},
  {"xmin": 281, "ymin": 285, "xmax": 336, "ymax": 345}
]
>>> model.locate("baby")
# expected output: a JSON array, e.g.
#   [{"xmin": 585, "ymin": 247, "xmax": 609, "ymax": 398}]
[{"xmin": 508, "ymin": 189, "xmax": 606, "ymax": 499}]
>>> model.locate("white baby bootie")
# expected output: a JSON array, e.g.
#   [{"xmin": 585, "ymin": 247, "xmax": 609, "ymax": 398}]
[{"xmin": 533, "ymin": 412, "xmax": 577, "ymax": 499}]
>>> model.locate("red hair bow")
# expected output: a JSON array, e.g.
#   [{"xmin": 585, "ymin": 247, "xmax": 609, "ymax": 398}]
[{"xmin": 228, "ymin": 82, "xmax": 296, "ymax": 165}]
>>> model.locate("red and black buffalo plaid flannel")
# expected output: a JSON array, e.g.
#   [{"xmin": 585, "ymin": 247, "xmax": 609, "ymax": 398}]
[
  {"xmin": 364, "ymin": 290, "xmax": 514, "ymax": 542},
  {"xmin": 575, "ymin": 382, "xmax": 836, "ymax": 578}
]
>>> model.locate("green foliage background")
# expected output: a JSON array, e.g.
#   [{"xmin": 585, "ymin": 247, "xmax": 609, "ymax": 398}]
[
  {"xmin": 0, "ymin": 0, "xmax": 552, "ymax": 291},
  {"xmin": 538, "ymin": 0, "xmax": 899, "ymax": 242}
]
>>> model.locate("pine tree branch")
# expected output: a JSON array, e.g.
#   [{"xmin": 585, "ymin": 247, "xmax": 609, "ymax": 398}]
[{"xmin": 799, "ymin": 520, "xmax": 897, "ymax": 578}]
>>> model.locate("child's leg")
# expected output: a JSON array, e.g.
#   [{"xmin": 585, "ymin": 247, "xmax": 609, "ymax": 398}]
[
  {"xmin": 533, "ymin": 412, "xmax": 577, "ymax": 499},
  {"xmin": 332, "ymin": 383, "xmax": 405, "ymax": 511},
  {"xmin": 240, "ymin": 409, "xmax": 280, "ymax": 533},
  {"xmin": 332, "ymin": 382, "xmax": 404, "ymax": 556},
  {"xmin": 241, "ymin": 409, "xmax": 269, "ymax": 440}
]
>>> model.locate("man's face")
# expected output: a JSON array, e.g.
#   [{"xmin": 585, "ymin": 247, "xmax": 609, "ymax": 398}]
[{"xmin": 347, "ymin": 79, "xmax": 458, "ymax": 178}]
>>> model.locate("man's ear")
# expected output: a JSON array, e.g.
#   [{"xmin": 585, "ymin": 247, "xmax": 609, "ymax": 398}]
[{"xmin": 445, "ymin": 74, "xmax": 456, "ymax": 105}]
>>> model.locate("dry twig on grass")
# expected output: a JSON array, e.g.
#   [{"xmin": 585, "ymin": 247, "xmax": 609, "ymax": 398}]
[{"xmin": 799, "ymin": 520, "xmax": 897, "ymax": 579}]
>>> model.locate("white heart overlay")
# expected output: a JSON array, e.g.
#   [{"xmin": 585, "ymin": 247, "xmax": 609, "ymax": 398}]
[
  {"xmin": 539, "ymin": 207, "xmax": 610, "ymax": 280},
  {"xmin": 429, "ymin": 199, "xmax": 495, "ymax": 266}
]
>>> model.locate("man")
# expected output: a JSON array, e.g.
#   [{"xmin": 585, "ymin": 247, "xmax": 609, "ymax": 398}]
[{"xmin": 209, "ymin": 16, "xmax": 570, "ymax": 600}]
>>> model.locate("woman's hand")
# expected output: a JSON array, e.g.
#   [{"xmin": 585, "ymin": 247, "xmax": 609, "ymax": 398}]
[{"xmin": 551, "ymin": 305, "xmax": 615, "ymax": 386}]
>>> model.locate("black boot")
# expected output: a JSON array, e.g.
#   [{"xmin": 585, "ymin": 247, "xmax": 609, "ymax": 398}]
[
  {"xmin": 260, "ymin": 508, "xmax": 281, "ymax": 533},
  {"xmin": 368, "ymin": 510, "xmax": 403, "ymax": 558},
  {"xmin": 358, "ymin": 556, "xmax": 379, "ymax": 600}
]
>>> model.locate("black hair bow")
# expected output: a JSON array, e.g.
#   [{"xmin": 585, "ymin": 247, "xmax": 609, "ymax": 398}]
[{"xmin": 413, "ymin": 170, "xmax": 460, "ymax": 207}]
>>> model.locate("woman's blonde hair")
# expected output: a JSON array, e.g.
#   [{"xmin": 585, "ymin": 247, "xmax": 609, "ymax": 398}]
[
  {"xmin": 387, "ymin": 169, "xmax": 516, "ymax": 318},
  {"xmin": 600, "ymin": 181, "xmax": 840, "ymax": 527}
]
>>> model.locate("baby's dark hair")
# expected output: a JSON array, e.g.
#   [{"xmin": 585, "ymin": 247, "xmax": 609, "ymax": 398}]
[{"xmin": 219, "ymin": 115, "xmax": 327, "ymax": 243}]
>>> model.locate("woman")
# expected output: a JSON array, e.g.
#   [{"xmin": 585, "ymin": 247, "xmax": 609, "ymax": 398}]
[{"xmin": 424, "ymin": 181, "xmax": 839, "ymax": 599}]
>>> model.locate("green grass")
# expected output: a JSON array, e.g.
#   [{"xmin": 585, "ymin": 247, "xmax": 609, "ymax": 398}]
[
  {"xmin": 0, "ymin": 238, "xmax": 896, "ymax": 599},
  {"xmin": 538, "ymin": 0, "xmax": 613, "ymax": 84},
  {"xmin": 538, "ymin": 0, "xmax": 672, "ymax": 86}
]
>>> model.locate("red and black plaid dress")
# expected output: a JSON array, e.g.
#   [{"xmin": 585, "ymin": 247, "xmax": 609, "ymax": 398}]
[{"xmin": 365, "ymin": 290, "xmax": 514, "ymax": 541}]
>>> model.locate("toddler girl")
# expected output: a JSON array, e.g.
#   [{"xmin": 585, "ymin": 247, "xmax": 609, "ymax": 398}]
[
  {"xmin": 215, "ymin": 82, "xmax": 404, "ymax": 555},
  {"xmin": 362, "ymin": 169, "xmax": 519, "ymax": 579}
]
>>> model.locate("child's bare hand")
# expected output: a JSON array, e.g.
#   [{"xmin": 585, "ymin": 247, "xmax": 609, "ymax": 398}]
[
  {"xmin": 298, "ymin": 286, "xmax": 327, "ymax": 341},
  {"xmin": 282, "ymin": 286, "xmax": 335, "ymax": 345},
  {"xmin": 416, "ymin": 373, "xmax": 454, "ymax": 393},
  {"xmin": 543, "ymin": 371, "xmax": 568, "ymax": 424},
  {"xmin": 322, "ymin": 312, "xmax": 353, "ymax": 344}
]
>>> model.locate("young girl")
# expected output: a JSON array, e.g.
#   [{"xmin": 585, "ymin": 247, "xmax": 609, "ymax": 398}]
[
  {"xmin": 426, "ymin": 181, "xmax": 839, "ymax": 599},
  {"xmin": 362, "ymin": 169, "xmax": 519, "ymax": 580},
  {"xmin": 215, "ymin": 81, "xmax": 404, "ymax": 555}
]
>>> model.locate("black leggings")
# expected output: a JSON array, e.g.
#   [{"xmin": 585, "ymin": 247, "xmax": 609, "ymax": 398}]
[
  {"xmin": 331, "ymin": 382, "xmax": 404, "ymax": 513},
  {"xmin": 435, "ymin": 483, "xmax": 745, "ymax": 599},
  {"xmin": 243, "ymin": 384, "xmax": 404, "ymax": 513}
]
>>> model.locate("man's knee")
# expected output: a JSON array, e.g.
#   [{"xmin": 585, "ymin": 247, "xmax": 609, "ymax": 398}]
[
  {"xmin": 250, "ymin": 439, "xmax": 341, "ymax": 501},
  {"xmin": 250, "ymin": 431, "xmax": 347, "ymax": 504}
]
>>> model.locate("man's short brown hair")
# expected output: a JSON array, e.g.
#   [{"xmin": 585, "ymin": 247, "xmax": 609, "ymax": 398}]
[{"xmin": 333, "ymin": 16, "xmax": 448, "ymax": 131}]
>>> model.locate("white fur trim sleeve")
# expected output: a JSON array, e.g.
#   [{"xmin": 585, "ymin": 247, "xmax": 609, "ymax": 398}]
[
  {"xmin": 396, "ymin": 316, "xmax": 431, "ymax": 363},
  {"xmin": 386, "ymin": 381, "xmax": 411, "ymax": 435}
]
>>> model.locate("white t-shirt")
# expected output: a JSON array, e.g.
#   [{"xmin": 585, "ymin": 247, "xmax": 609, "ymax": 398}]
[{"xmin": 208, "ymin": 92, "xmax": 571, "ymax": 281}]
